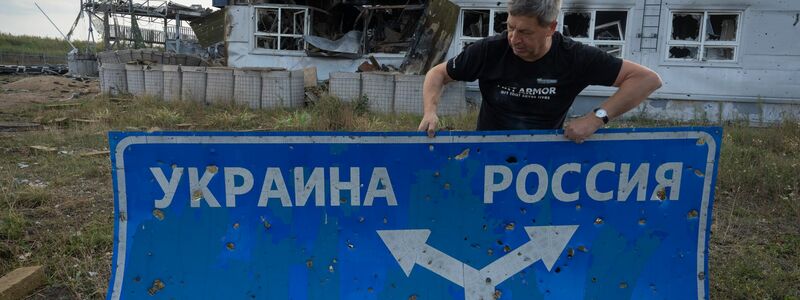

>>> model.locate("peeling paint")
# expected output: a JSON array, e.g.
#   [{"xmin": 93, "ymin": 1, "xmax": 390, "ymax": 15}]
[{"xmin": 147, "ymin": 279, "xmax": 165, "ymax": 296}]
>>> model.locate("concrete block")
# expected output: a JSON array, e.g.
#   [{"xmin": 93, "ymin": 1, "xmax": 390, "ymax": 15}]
[
  {"xmin": 181, "ymin": 66, "xmax": 207, "ymax": 103},
  {"xmin": 234, "ymin": 69, "xmax": 262, "ymax": 109},
  {"xmin": 721, "ymin": 102, "xmax": 761, "ymax": 125},
  {"xmin": 329, "ymin": 72, "xmax": 361, "ymax": 102},
  {"xmin": 261, "ymin": 71, "xmax": 291, "ymax": 108},
  {"xmin": 143, "ymin": 65, "xmax": 164, "ymax": 99},
  {"xmin": 206, "ymin": 67, "xmax": 234, "ymax": 105},
  {"xmin": 762, "ymin": 103, "xmax": 800, "ymax": 124},
  {"xmin": 0, "ymin": 266, "xmax": 45, "ymax": 300},
  {"xmin": 162, "ymin": 65, "xmax": 182, "ymax": 102},
  {"xmin": 304, "ymin": 67, "xmax": 318, "ymax": 88},
  {"xmin": 125, "ymin": 64, "xmax": 146, "ymax": 97},
  {"xmin": 362, "ymin": 72, "xmax": 395, "ymax": 113},
  {"xmin": 643, "ymin": 99, "xmax": 720, "ymax": 122}
]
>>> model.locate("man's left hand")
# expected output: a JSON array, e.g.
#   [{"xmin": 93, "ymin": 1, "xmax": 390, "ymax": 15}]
[{"xmin": 564, "ymin": 114, "xmax": 605, "ymax": 144}]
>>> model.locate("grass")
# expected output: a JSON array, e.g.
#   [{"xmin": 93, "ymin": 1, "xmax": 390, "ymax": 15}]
[
  {"xmin": 0, "ymin": 84, "xmax": 798, "ymax": 299},
  {"xmin": 0, "ymin": 32, "xmax": 98, "ymax": 57}
]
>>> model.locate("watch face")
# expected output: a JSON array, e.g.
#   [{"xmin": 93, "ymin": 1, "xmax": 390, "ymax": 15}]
[{"xmin": 595, "ymin": 109, "xmax": 608, "ymax": 118}]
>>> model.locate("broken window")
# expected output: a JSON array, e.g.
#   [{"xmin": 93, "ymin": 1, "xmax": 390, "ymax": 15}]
[
  {"xmin": 706, "ymin": 14, "xmax": 738, "ymax": 41},
  {"xmin": 671, "ymin": 13, "xmax": 701, "ymax": 41},
  {"xmin": 563, "ymin": 12, "xmax": 591, "ymax": 38},
  {"xmin": 668, "ymin": 11, "xmax": 740, "ymax": 62},
  {"xmin": 358, "ymin": 5, "xmax": 425, "ymax": 54},
  {"xmin": 493, "ymin": 12, "xmax": 508, "ymax": 35},
  {"xmin": 255, "ymin": 7, "xmax": 308, "ymax": 51},
  {"xmin": 560, "ymin": 10, "xmax": 628, "ymax": 58},
  {"xmin": 463, "ymin": 10, "xmax": 489, "ymax": 37},
  {"xmin": 459, "ymin": 9, "xmax": 507, "ymax": 51}
]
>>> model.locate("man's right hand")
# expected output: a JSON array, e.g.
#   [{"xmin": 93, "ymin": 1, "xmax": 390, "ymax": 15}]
[{"xmin": 418, "ymin": 113, "xmax": 439, "ymax": 138}]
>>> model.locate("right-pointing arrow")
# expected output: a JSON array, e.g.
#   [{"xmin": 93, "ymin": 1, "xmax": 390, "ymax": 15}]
[
  {"xmin": 524, "ymin": 225, "xmax": 580, "ymax": 271},
  {"xmin": 378, "ymin": 225, "xmax": 579, "ymax": 300},
  {"xmin": 480, "ymin": 225, "xmax": 579, "ymax": 285}
]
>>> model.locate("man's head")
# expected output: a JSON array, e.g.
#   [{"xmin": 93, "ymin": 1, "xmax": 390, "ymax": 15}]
[{"xmin": 506, "ymin": 0, "xmax": 561, "ymax": 61}]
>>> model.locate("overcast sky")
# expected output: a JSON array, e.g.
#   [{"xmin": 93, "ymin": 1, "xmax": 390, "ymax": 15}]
[{"xmin": 0, "ymin": 0, "xmax": 214, "ymax": 40}]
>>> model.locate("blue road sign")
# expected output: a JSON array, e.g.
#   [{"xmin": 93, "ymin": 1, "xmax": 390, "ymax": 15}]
[{"xmin": 108, "ymin": 127, "xmax": 722, "ymax": 300}]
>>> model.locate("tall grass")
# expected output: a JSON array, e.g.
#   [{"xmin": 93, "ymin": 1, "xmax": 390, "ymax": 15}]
[{"xmin": 0, "ymin": 32, "xmax": 97, "ymax": 56}]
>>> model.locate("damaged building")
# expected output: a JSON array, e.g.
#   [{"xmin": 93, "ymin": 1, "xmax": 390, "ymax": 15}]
[{"xmin": 191, "ymin": 0, "xmax": 800, "ymax": 124}]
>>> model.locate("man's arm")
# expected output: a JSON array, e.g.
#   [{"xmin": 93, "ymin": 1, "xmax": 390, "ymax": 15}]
[
  {"xmin": 564, "ymin": 60, "xmax": 662, "ymax": 143},
  {"xmin": 418, "ymin": 62, "xmax": 455, "ymax": 137}
]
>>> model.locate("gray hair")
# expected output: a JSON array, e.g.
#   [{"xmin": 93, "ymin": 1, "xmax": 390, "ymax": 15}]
[{"xmin": 508, "ymin": 0, "xmax": 562, "ymax": 26}]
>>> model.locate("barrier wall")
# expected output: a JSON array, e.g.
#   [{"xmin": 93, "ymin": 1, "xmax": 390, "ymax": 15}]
[
  {"xmin": 206, "ymin": 67, "xmax": 234, "ymax": 105},
  {"xmin": 234, "ymin": 69, "xmax": 262, "ymax": 109},
  {"xmin": 125, "ymin": 64, "xmax": 146, "ymax": 96},
  {"xmin": 162, "ymin": 65, "xmax": 181, "ymax": 102},
  {"xmin": 143, "ymin": 65, "xmax": 164, "ymax": 98},
  {"xmin": 99, "ymin": 66, "xmax": 469, "ymax": 115}
]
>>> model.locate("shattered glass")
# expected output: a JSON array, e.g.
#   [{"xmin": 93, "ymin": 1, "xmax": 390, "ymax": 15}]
[
  {"xmin": 463, "ymin": 10, "xmax": 490, "ymax": 37},
  {"xmin": 669, "ymin": 46, "xmax": 699, "ymax": 59},
  {"xmin": 671, "ymin": 13, "xmax": 702, "ymax": 41},
  {"xmin": 597, "ymin": 44, "xmax": 623, "ymax": 57},
  {"xmin": 594, "ymin": 11, "xmax": 627, "ymax": 41},
  {"xmin": 282, "ymin": 8, "xmax": 306, "ymax": 35},
  {"xmin": 563, "ymin": 12, "xmax": 590, "ymax": 38},
  {"xmin": 494, "ymin": 12, "xmax": 508, "ymax": 35},
  {"xmin": 280, "ymin": 37, "xmax": 304, "ymax": 50},
  {"xmin": 257, "ymin": 36, "xmax": 278, "ymax": 49},
  {"xmin": 704, "ymin": 47, "xmax": 735, "ymax": 60},
  {"xmin": 706, "ymin": 14, "xmax": 737, "ymax": 41},
  {"xmin": 257, "ymin": 9, "xmax": 279, "ymax": 34}
]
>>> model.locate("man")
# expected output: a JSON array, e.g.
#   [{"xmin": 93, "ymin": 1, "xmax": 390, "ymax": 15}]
[{"xmin": 417, "ymin": 0, "xmax": 662, "ymax": 143}]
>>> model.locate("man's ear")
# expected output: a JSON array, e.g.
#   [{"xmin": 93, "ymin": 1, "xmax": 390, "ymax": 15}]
[{"xmin": 548, "ymin": 21, "xmax": 558, "ymax": 36}]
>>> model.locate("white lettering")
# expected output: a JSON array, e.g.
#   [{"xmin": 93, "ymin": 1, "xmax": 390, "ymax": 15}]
[
  {"xmin": 586, "ymin": 162, "xmax": 615, "ymax": 201},
  {"xmin": 188, "ymin": 167, "xmax": 221, "ymax": 208},
  {"xmin": 258, "ymin": 168, "xmax": 292, "ymax": 207},
  {"xmin": 552, "ymin": 163, "xmax": 581, "ymax": 202},
  {"xmin": 151, "ymin": 167, "xmax": 183, "ymax": 209},
  {"xmin": 224, "ymin": 167, "xmax": 254, "ymax": 207},
  {"xmin": 364, "ymin": 167, "xmax": 397, "ymax": 206},
  {"xmin": 652, "ymin": 163, "xmax": 683, "ymax": 201},
  {"xmin": 484, "ymin": 165, "xmax": 513, "ymax": 203},
  {"xmin": 515, "ymin": 164, "xmax": 548, "ymax": 203},
  {"xmin": 294, "ymin": 167, "xmax": 325, "ymax": 207},
  {"xmin": 618, "ymin": 163, "xmax": 649, "ymax": 201},
  {"xmin": 331, "ymin": 167, "xmax": 360, "ymax": 206}
]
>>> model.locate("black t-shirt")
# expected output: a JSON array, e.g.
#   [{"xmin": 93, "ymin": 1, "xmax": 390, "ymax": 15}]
[{"xmin": 446, "ymin": 31, "xmax": 623, "ymax": 130}]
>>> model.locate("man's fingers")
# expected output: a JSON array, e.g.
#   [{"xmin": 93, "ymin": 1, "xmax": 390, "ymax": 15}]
[{"xmin": 426, "ymin": 122, "xmax": 437, "ymax": 138}]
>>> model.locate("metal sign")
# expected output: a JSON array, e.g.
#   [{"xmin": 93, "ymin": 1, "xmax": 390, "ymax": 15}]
[{"xmin": 107, "ymin": 128, "xmax": 722, "ymax": 300}]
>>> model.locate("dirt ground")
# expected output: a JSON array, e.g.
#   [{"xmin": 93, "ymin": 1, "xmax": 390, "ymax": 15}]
[{"xmin": 0, "ymin": 76, "xmax": 99, "ymax": 111}]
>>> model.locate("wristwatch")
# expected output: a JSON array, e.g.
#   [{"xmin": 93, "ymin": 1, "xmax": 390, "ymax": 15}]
[{"xmin": 593, "ymin": 108, "xmax": 609, "ymax": 124}]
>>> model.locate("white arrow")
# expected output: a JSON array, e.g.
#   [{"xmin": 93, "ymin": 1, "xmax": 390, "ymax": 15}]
[{"xmin": 377, "ymin": 225, "xmax": 578, "ymax": 300}]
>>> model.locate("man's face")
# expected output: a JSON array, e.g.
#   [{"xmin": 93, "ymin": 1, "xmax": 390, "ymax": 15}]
[{"xmin": 506, "ymin": 14, "xmax": 557, "ymax": 61}]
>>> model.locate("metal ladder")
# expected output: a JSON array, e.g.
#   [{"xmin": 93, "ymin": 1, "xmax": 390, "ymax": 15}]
[{"xmin": 638, "ymin": 0, "xmax": 663, "ymax": 51}]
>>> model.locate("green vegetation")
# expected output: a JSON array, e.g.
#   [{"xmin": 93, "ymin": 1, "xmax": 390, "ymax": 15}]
[
  {"xmin": 0, "ymin": 32, "xmax": 97, "ymax": 56},
  {"xmin": 0, "ymin": 82, "xmax": 798, "ymax": 298}
]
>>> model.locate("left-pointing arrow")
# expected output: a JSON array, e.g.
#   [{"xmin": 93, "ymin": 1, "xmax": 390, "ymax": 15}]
[
  {"xmin": 376, "ymin": 229, "xmax": 432, "ymax": 276},
  {"xmin": 377, "ymin": 229, "xmax": 471, "ymax": 287}
]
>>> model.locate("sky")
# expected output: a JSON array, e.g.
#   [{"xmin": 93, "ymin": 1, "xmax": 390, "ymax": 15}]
[{"xmin": 0, "ymin": 0, "xmax": 214, "ymax": 40}]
